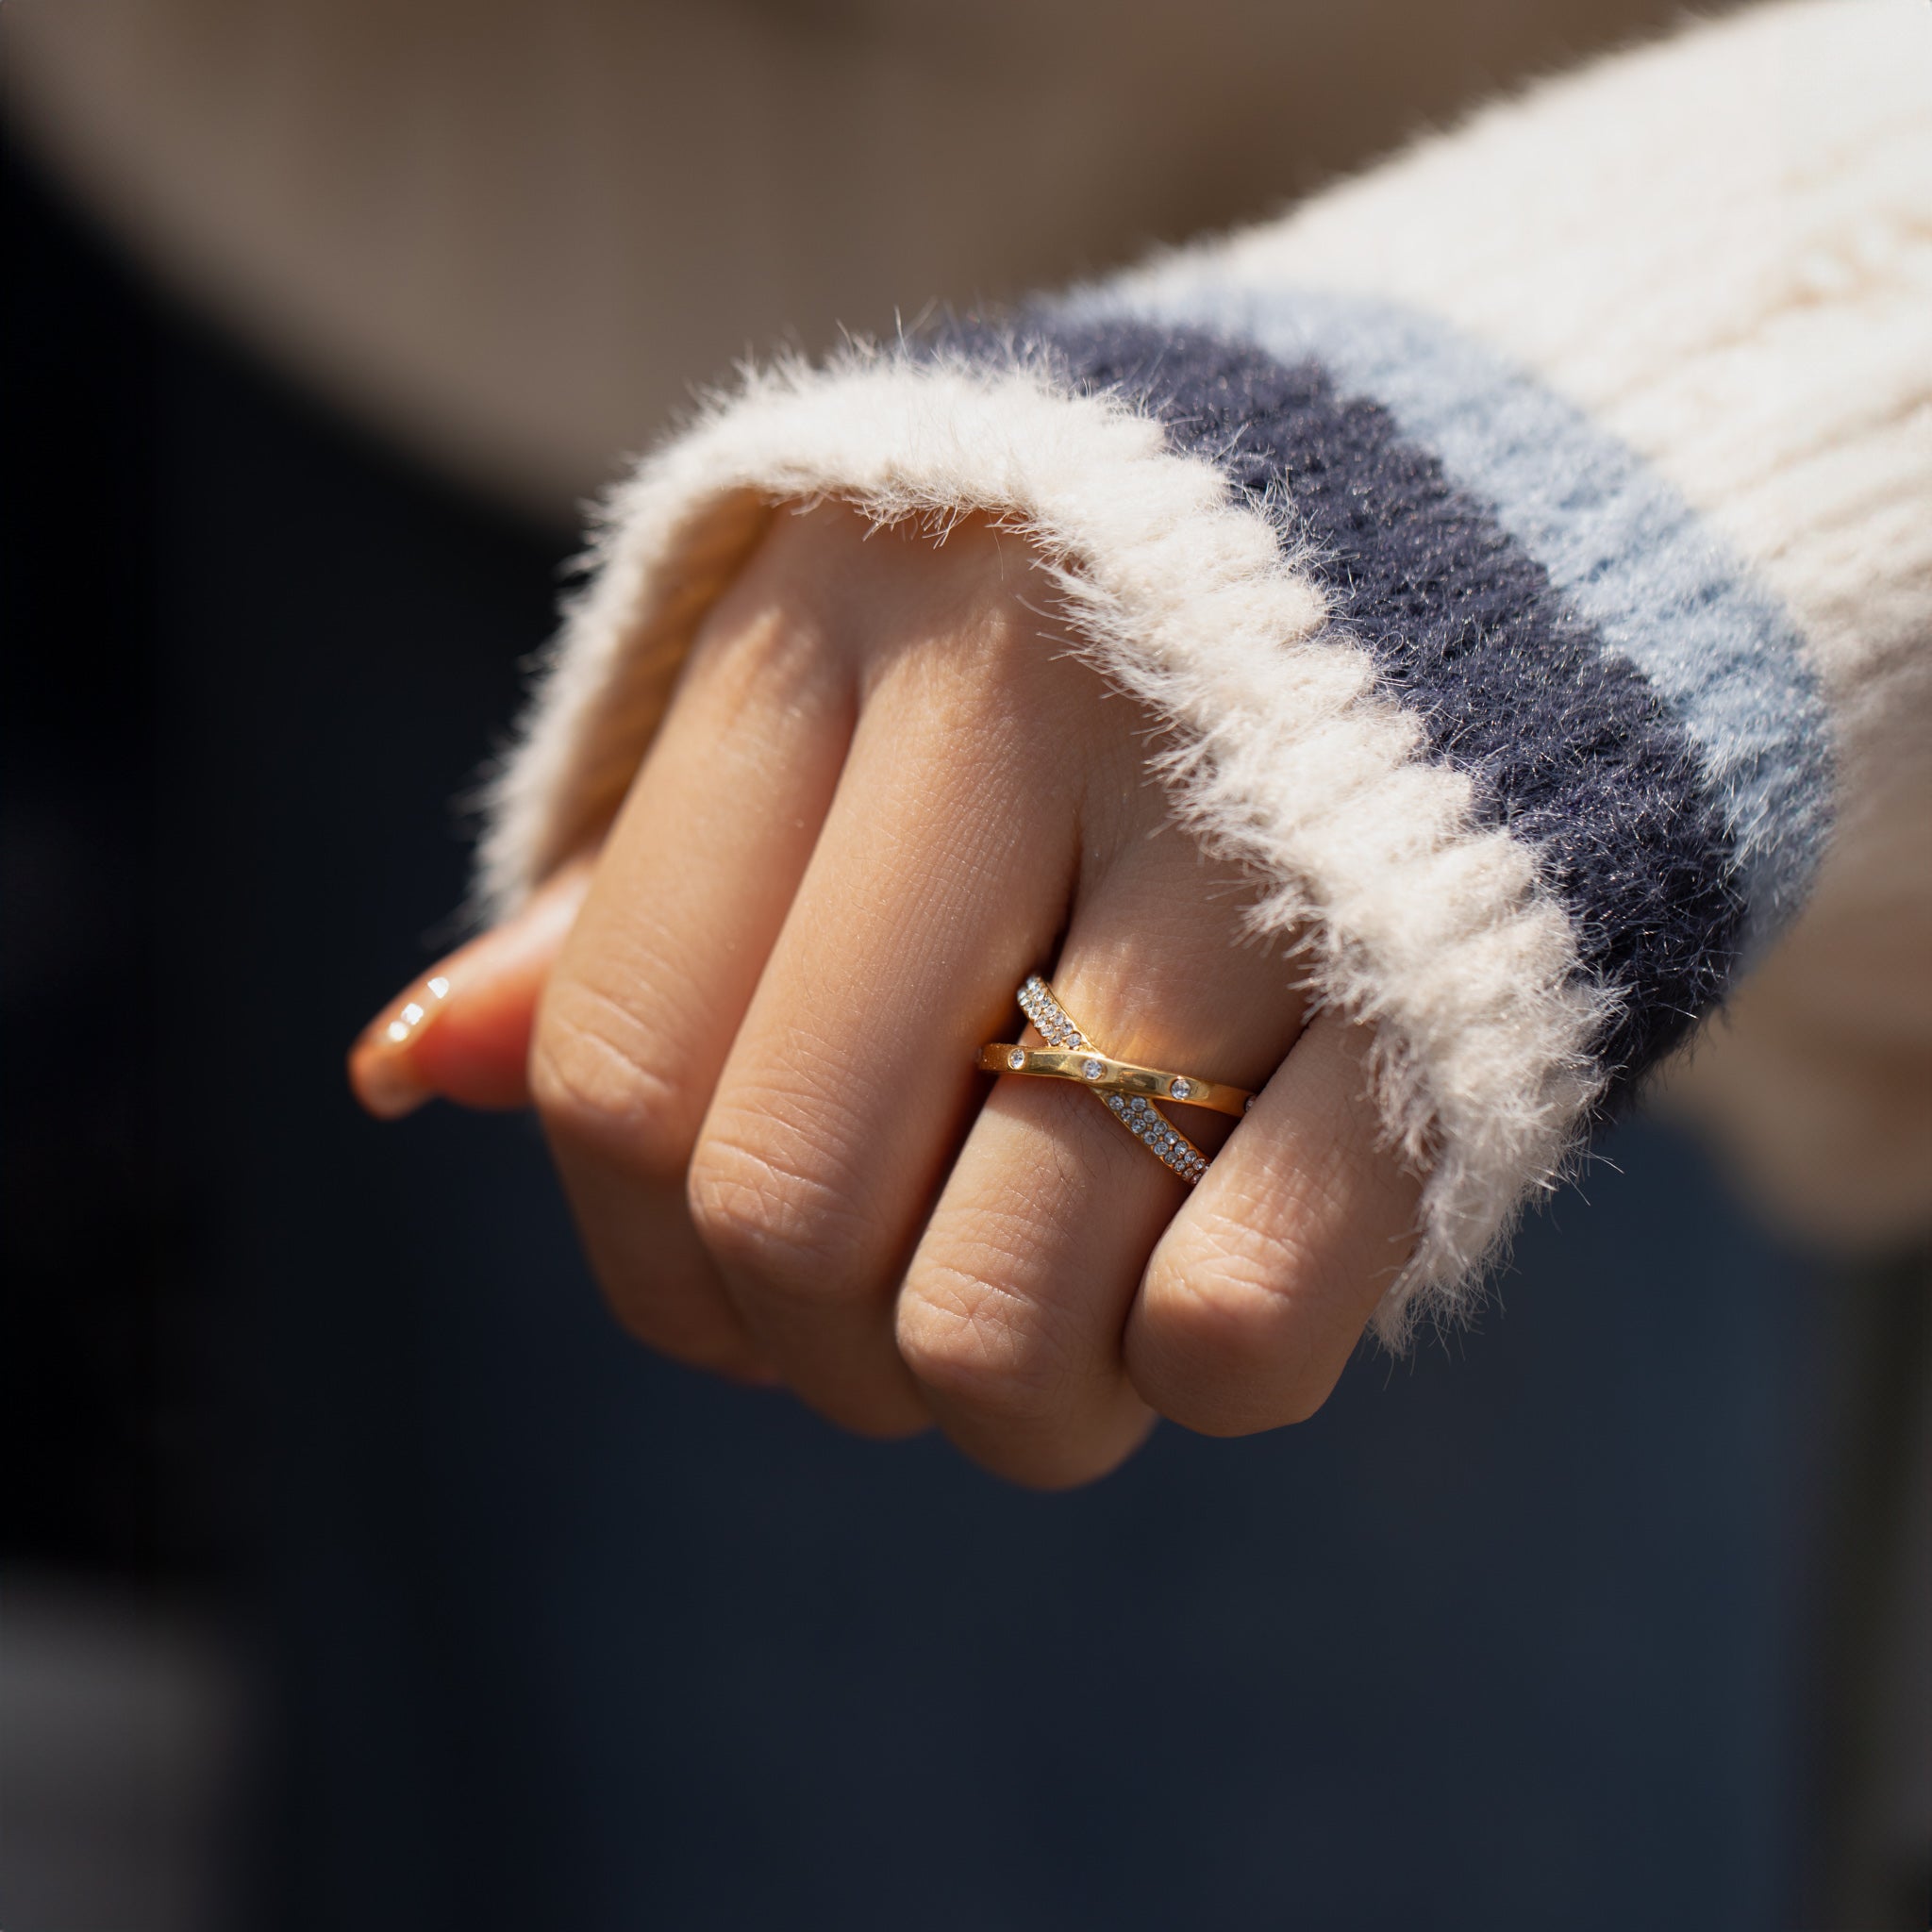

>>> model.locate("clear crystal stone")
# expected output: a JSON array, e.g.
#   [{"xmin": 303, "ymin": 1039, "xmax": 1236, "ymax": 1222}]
[
  {"xmin": 1081, "ymin": 1057, "xmax": 1104, "ymax": 1080},
  {"xmin": 1168, "ymin": 1077, "xmax": 1192, "ymax": 1102},
  {"xmin": 1008, "ymin": 1048, "xmax": 1026, "ymax": 1071}
]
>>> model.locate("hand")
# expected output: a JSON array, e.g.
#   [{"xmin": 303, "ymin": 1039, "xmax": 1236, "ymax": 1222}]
[{"xmin": 351, "ymin": 503, "xmax": 1421, "ymax": 1487}]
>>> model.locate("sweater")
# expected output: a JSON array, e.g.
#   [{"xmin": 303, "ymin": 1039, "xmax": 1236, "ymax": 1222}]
[
  {"xmin": 0, "ymin": 0, "xmax": 1707, "ymax": 516},
  {"xmin": 476, "ymin": 0, "xmax": 1932, "ymax": 1341}
]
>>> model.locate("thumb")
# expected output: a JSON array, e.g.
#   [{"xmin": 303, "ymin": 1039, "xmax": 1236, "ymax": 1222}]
[{"xmin": 347, "ymin": 859, "xmax": 591, "ymax": 1120}]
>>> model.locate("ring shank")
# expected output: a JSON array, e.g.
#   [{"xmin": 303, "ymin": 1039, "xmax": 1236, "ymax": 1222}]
[{"xmin": 975, "ymin": 1044, "xmax": 1253, "ymax": 1117}]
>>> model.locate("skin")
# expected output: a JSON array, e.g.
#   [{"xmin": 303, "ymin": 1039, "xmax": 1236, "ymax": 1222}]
[{"xmin": 350, "ymin": 503, "xmax": 1423, "ymax": 1487}]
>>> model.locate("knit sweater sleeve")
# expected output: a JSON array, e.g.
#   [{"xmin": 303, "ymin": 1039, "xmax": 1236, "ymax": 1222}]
[{"xmin": 479, "ymin": 0, "xmax": 1932, "ymax": 1342}]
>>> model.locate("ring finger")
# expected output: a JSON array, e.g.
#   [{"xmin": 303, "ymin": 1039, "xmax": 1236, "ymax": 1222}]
[{"xmin": 893, "ymin": 820, "xmax": 1311, "ymax": 1488}]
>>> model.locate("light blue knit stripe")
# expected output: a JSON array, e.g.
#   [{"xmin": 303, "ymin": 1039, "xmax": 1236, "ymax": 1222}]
[{"xmin": 1058, "ymin": 272, "xmax": 1833, "ymax": 952}]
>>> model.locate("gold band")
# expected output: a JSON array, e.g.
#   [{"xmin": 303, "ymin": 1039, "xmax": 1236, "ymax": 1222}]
[
  {"xmin": 974, "ymin": 1044, "xmax": 1253, "ymax": 1118},
  {"xmin": 976, "ymin": 974, "xmax": 1246, "ymax": 1186}
]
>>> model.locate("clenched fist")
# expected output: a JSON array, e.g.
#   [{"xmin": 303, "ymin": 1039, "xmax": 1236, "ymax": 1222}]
[{"xmin": 353, "ymin": 503, "xmax": 1420, "ymax": 1487}]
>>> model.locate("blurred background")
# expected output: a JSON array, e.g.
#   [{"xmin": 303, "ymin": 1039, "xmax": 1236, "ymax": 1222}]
[{"xmin": 1, "ymin": 3, "xmax": 1927, "ymax": 1927}]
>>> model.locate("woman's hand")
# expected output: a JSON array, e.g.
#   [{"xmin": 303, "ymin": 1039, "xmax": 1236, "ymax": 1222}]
[{"xmin": 351, "ymin": 503, "xmax": 1421, "ymax": 1487}]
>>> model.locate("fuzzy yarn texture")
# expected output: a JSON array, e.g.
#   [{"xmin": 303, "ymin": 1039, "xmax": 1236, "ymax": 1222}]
[
  {"xmin": 948, "ymin": 313, "xmax": 1758, "ymax": 1095},
  {"xmin": 482, "ymin": 0, "xmax": 1932, "ymax": 1334}
]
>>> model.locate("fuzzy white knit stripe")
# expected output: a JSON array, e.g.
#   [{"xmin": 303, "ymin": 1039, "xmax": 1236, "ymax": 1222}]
[{"xmin": 480, "ymin": 350, "xmax": 1608, "ymax": 1340}]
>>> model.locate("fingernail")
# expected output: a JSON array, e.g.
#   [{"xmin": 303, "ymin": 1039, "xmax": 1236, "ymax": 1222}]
[{"xmin": 348, "ymin": 972, "xmax": 454, "ymax": 1120}]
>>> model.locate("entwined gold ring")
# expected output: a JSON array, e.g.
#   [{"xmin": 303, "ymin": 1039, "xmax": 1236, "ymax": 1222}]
[{"xmin": 977, "ymin": 974, "xmax": 1254, "ymax": 1185}]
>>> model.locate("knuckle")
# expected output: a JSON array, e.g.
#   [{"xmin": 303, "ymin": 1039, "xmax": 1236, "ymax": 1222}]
[
  {"xmin": 1136, "ymin": 1218, "xmax": 1337, "ymax": 1432},
  {"xmin": 895, "ymin": 1258, "xmax": 1072, "ymax": 1425},
  {"xmin": 684, "ymin": 1125, "xmax": 872, "ymax": 1305},
  {"xmin": 1149, "ymin": 1223, "xmax": 1293, "ymax": 1350},
  {"xmin": 688, "ymin": 558, "xmax": 835, "ymax": 707},
  {"xmin": 529, "ymin": 985, "xmax": 689, "ymax": 1183}
]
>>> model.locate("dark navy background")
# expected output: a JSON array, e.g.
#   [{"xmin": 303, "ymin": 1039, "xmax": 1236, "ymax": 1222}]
[{"xmin": 4, "ymin": 133, "xmax": 1829, "ymax": 1930}]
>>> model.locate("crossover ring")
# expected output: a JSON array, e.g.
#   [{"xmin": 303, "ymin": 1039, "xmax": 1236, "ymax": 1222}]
[
  {"xmin": 977, "ymin": 974, "xmax": 1252, "ymax": 1186},
  {"xmin": 974, "ymin": 1044, "xmax": 1254, "ymax": 1119}
]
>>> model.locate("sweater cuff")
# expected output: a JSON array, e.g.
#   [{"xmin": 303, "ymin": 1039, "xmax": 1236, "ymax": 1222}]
[{"xmin": 476, "ymin": 296, "xmax": 1828, "ymax": 1341}]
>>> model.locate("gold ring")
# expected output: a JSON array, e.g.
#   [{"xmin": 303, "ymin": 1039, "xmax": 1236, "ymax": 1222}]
[
  {"xmin": 974, "ymin": 1046, "xmax": 1253, "ymax": 1117},
  {"xmin": 977, "ymin": 974, "xmax": 1249, "ymax": 1185}
]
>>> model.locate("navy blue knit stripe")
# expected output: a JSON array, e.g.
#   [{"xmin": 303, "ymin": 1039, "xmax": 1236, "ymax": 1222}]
[{"xmin": 939, "ymin": 315, "xmax": 1745, "ymax": 1096}]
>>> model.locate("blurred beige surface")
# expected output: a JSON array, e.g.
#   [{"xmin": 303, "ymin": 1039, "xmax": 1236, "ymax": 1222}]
[{"xmin": 1, "ymin": 0, "xmax": 1689, "ymax": 517}]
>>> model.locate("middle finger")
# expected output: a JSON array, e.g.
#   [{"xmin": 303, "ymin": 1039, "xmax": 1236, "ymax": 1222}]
[{"xmin": 686, "ymin": 608, "xmax": 1082, "ymax": 1434}]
